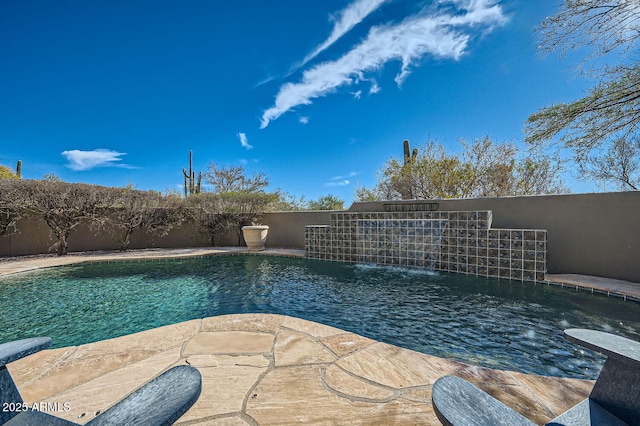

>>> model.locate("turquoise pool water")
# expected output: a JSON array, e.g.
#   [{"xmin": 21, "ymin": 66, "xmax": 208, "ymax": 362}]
[{"xmin": 1, "ymin": 255, "xmax": 639, "ymax": 379}]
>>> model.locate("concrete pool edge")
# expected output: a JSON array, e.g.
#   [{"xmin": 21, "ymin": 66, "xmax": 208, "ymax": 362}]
[
  {"xmin": 0, "ymin": 247, "xmax": 305, "ymax": 277},
  {"xmin": 8, "ymin": 313, "xmax": 593, "ymax": 425},
  {"xmin": 546, "ymin": 273, "xmax": 640, "ymax": 302}
]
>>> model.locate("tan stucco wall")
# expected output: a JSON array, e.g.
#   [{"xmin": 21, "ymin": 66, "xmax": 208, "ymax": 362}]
[
  {"xmin": 0, "ymin": 211, "xmax": 332, "ymax": 256},
  {"xmin": 261, "ymin": 211, "xmax": 332, "ymax": 248},
  {"xmin": 350, "ymin": 191, "xmax": 640, "ymax": 282},
  {"xmin": 0, "ymin": 218, "xmax": 213, "ymax": 256},
  {"xmin": 2, "ymin": 192, "xmax": 638, "ymax": 282}
]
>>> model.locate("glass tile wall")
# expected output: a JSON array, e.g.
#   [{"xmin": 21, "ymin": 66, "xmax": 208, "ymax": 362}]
[{"xmin": 305, "ymin": 211, "xmax": 547, "ymax": 282}]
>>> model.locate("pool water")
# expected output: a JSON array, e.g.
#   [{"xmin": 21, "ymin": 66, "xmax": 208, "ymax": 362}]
[{"xmin": 1, "ymin": 255, "xmax": 639, "ymax": 379}]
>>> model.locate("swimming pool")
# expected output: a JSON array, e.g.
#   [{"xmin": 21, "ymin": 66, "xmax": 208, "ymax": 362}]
[{"xmin": 1, "ymin": 255, "xmax": 639, "ymax": 379}]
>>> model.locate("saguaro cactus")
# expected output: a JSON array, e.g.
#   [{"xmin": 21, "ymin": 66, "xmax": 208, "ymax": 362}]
[
  {"xmin": 403, "ymin": 140, "xmax": 418, "ymax": 165},
  {"xmin": 16, "ymin": 160, "xmax": 22, "ymax": 178},
  {"xmin": 400, "ymin": 140, "xmax": 418, "ymax": 200},
  {"xmin": 182, "ymin": 151, "xmax": 202, "ymax": 196}
]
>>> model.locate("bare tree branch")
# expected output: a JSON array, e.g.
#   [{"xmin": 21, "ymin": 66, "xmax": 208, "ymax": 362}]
[{"xmin": 527, "ymin": 1, "xmax": 640, "ymax": 190}]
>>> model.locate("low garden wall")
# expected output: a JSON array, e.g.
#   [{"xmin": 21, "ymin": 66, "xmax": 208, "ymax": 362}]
[
  {"xmin": 0, "ymin": 211, "xmax": 332, "ymax": 257},
  {"xmin": 1, "ymin": 191, "xmax": 638, "ymax": 282}
]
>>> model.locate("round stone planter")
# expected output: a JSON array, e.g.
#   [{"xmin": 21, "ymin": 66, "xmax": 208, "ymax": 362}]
[{"xmin": 241, "ymin": 225, "xmax": 269, "ymax": 251}]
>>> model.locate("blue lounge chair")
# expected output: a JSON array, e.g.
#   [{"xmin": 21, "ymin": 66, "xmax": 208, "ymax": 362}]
[
  {"xmin": 432, "ymin": 329, "xmax": 640, "ymax": 425},
  {"xmin": 1, "ymin": 337, "xmax": 201, "ymax": 426}
]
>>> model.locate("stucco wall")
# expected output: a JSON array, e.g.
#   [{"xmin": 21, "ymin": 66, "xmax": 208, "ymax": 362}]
[
  {"xmin": 261, "ymin": 211, "xmax": 332, "ymax": 248},
  {"xmin": 350, "ymin": 191, "xmax": 640, "ymax": 282},
  {"xmin": 0, "ymin": 217, "xmax": 214, "ymax": 256},
  {"xmin": 2, "ymin": 192, "xmax": 638, "ymax": 282},
  {"xmin": 0, "ymin": 210, "xmax": 332, "ymax": 257}
]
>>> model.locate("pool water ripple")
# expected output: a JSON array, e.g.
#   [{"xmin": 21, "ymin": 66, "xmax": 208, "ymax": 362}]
[{"xmin": 1, "ymin": 255, "xmax": 639, "ymax": 379}]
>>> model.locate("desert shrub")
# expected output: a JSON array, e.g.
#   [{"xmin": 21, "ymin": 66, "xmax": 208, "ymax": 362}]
[
  {"xmin": 109, "ymin": 187, "xmax": 185, "ymax": 250},
  {"xmin": 184, "ymin": 193, "xmax": 224, "ymax": 245},
  {"xmin": 4, "ymin": 180, "xmax": 113, "ymax": 255}
]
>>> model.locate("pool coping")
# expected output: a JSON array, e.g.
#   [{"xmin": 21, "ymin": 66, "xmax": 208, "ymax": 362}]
[
  {"xmin": 0, "ymin": 247, "xmax": 305, "ymax": 277},
  {"xmin": 546, "ymin": 273, "xmax": 640, "ymax": 302}
]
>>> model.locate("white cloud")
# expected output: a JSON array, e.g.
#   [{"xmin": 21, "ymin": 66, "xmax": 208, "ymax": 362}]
[
  {"xmin": 332, "ymin": 171, "xmax": 359, "ymax": 180},
  {"xmin": 301, "ymin": 0, "xmax": 390, "ymax": 67},
  {"xmin": 325, "ymin": 171, "xmax": 358, "ymax": 186},
  {"xmin": 61, "ymin": 149, "xmax": 129, "ymax": 171},
  {"xmin": 254, "ymin": 74, "xmax": 277, "ymax": 88},
  {"xmin": 369, "ymin": 81, "xmax": 381, "ymax": 94},
  {"xmin": 325, "ymin": 180, "xmax": 350, "ymax": 187},
  {"xmin": 238, "ymin": 132, "xmax": 253, "ymax": 150},
  {"xmin": 299, "ymin": 116, "xmax": 310, "ymax": 124},
  {"xmin": 260, "ymin": 1, "xmax": 506, "ymax": 128},
  {"xmin": 352, "ymin": 90, "xmax": 363, "ymax": 99}
]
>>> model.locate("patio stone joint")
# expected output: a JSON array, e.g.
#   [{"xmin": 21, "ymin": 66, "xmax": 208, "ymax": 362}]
[{"xmin": 319, "ymin": 366, "xmax": 400, "ymax": 404}]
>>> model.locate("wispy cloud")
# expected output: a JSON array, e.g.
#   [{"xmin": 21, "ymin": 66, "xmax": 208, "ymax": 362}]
[
  {"xmin": 238, "ymin": 132, "xmax": 253, "ymax": 150},
  {"xmin": 61, "ymin": 149, "xmax": 131, "ymax": 171},
  {"xmin": 352, "ymin": 90, "xmax": 363, "ymax": 99},
  {"xmin": 369, "ymin": 81, "xmax": 381, "ymax": 94},
  {"xmin": 254, "ymin": 74, "xmax": 278, "ymax": 88},
  {"xmin": 260, "ymin": 0, "xmax": 506, "ymax": 128},
  {"xmin": 299, "ymin": 116, "xmax": 310, "ymax": 124},
  {"xmin": 300, "ymin": 0, "xmax": 390, "ymax": 67},
  {"xmin": 325, "ymin": 171, "xmax": 358, "ymax": 187},
  {"xmin": 272, "ymin": 0, "xmax": 390, "ymax": 84},
  {"xmin": 326, "ymin": 180, "xmax": 350, "ymax": 187},
  {"xmin": 333, "ymin": 171, "xmax": 359, "ymax": 180}
]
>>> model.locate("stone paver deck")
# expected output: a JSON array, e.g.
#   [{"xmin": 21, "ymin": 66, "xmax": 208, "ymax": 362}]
[
  {"xmin": 547, "ymin": 273, "xmax": 640, "ymax": 301},
  {"xmin": 3, "ymin": 247, "xmax": 638, "ymax": 424},
  {"xmin": 8, "ymin": 314, "xmax": 593, "ymax": 425}
]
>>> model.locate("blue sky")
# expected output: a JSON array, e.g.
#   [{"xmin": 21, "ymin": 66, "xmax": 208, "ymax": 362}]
[{"xmin": 1, "ymin": 0, "xmax": 595, "ymax": 204}]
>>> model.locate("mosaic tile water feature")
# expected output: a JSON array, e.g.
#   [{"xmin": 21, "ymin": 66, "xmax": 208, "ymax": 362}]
[
  {"xmin": 305, "ymin": 210, "xmax": 547, "ymax": 282},
  {"xmin": 357, "ymin": 219, "xmax": 448, "ymax": 268}
]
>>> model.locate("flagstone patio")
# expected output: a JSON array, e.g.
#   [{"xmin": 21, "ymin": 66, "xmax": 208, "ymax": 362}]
[{"xmin": 7, "ymin": 313, "xmax": 593, "ymax": 425}]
